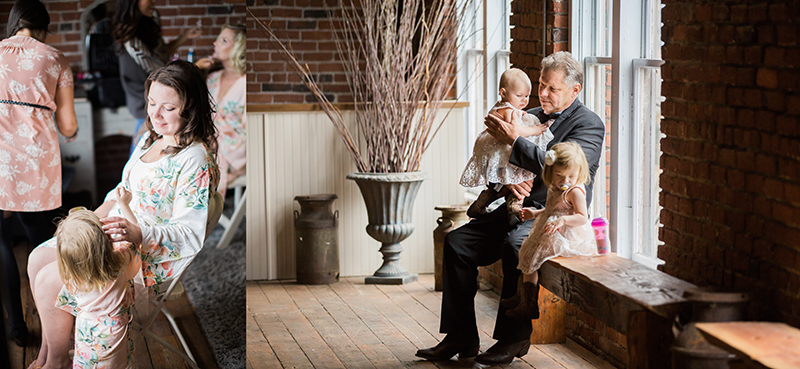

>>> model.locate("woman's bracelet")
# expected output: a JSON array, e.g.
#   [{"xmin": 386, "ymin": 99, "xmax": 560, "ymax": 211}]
[{"xmin": 64, "ymin": 127, "xmax": 78, "ymax": 143}]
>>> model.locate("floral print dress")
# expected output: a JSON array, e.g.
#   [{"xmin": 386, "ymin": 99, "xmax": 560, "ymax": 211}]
[
  {"xmin": 206, "ymin": 70, "xmax": 245, "ymax": 192},
  {"xmin": 0, "ymin": 35, "xmax": 73, "ymax": 211},
  {"xmin": 70, "ymin": 246, "xmax": 141, "ymax": 369},
  {"xmin": 40, "ymin": 137, "xmax": 218, "ymax": 322}
]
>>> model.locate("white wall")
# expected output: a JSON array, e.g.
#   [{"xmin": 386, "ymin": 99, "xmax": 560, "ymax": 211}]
[{"xmin": 247, "ymin": 107, "xmax": 469, "ymax": 280}]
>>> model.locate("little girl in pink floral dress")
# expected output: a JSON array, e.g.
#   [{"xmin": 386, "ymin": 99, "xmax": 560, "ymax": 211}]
[
  {"xmin": 56, "ymin": 209, "xmax": 141, "ymax": 368},
  {"xmin": 501, "ymin": 142, "xmax": 596, "ymax": 320}
]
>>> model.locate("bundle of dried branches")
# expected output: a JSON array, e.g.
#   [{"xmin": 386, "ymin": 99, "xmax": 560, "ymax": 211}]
[{"xmin": 253, "ymin": 0, "xmax": 468, "ymax": 173}]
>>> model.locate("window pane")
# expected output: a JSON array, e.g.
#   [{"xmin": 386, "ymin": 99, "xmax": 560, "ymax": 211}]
[
  {"xmin": 595, "ymin": 0, "xmax": 613, "ymax": 57},
  {"xmin": 634, "ymin": 64, "xmax": 663, "ymax": 259},
  {"xmin": 584, "ymin": 60, "xmax": 612, "ymax": 219}
]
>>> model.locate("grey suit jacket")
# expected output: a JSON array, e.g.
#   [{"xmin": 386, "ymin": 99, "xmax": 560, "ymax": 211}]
[{"xmin": 508, "ymin": 98, "xmax": 605, "ymax": 209}]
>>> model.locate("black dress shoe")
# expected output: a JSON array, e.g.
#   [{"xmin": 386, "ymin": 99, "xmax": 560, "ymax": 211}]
[
  {"xmin": 416, "ymin": 334, "xmax": 480, "ymax": 361},
  {"xmin": 474, "ymin": 338, "xmax": 530, "ymax": 365}
]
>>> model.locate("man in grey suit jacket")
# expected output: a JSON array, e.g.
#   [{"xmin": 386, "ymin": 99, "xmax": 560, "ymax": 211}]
[{"xmin": 417, "ymin": 52, "xmax": 605, "ymax": 365}]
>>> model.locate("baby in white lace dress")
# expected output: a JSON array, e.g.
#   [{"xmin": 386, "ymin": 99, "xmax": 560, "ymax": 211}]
[{"xmin": 460, "ymin": 68, "xmax": 554, "ymax": 223}]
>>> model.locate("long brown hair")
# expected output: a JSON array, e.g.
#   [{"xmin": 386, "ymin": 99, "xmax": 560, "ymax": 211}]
[
  {"xmin": 142, "ymin": 60, "xmax": 218, "ymax": 156},
  {"xmin": 4, "ymin": 0, "xmax": 50, "ymax": 39},
  {"xmin": 111, "ymin": 0, "xmax": 161, "ymax": 47}
]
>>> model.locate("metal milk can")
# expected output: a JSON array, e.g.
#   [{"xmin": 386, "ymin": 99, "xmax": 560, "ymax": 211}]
[
  {"xmin": 294, "ymin": 194, "xmax": 339, "ymax": 284},
  {"xmin": 671, "ymin": 289, "xmax": 749, "ymax": 369},
  {"xmin": 433, "ymin": 205, "xmax": 469, "ymax": 291}
]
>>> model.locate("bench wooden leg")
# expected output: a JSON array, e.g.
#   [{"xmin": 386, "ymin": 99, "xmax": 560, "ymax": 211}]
[
  {"xmin": 530, "ymin": 286, "xmax": 567, "ymax": 344},
  {"xmin": 627, "ymin": 310, "xmax": 673, "ymax": 369}
]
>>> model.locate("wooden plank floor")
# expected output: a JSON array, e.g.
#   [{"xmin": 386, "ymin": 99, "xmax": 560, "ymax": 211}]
[
  {"xmin": 247, "ymin": 274, "xmax": 618, "ymax": 369},
  {"xmin": 5, "ymin": 241, "xmax": 219, "ymax": 369}
]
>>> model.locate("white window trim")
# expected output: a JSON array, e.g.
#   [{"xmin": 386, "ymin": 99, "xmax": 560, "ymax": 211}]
[
  {"xmin": 458, "ymin": 0, "xmax": 512, "ymax": 202},
  {"xmin": 573, "ymin": 0, "xmax": 665, "ymax": 268}
]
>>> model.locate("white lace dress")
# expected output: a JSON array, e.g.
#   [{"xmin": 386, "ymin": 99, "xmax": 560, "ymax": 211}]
[
  {"xmin": 517, "ymin": 184, "xmax": 596, "ymax": 274},
  {"xmin": 460, "ymin": 101, "xmax": 554, "ymax": 187}
]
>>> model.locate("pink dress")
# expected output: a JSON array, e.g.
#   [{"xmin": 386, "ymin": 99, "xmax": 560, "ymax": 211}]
[
  {"xmin": 0, "ymin": 35, "xmax": 73, "ymax": 211},
  {"xmin": 207, "ymin": 70, "xmax": 246, "ymax": 193},
  {"xmin": 517, "ymin": 184, "xmax": 596, "ymax": 274},
  {"xmin": 71, "ymin": 246, "xmax": 142, "ymax": 369}
]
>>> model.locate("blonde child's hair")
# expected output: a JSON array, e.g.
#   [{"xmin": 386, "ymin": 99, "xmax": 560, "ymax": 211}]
[
  {"xmin": 499, "ymin": 68, "xmax": 531, "ymax": 93},
  {"xmin": 56, "ymin": 209, "xmax": 125, "ymax": 293},
  {"xmin": 541, "ymin": 142, "xmax": 591, "ymax": 187}
]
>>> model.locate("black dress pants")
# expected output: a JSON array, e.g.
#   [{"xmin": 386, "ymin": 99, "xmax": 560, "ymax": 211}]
[
  {"xmin": 439, "ymin": 203, "xmax": 535, "ymax": 342},
  {"xmin": 0, "ymin": 211, "xmax": 52, "ymax": 333}
]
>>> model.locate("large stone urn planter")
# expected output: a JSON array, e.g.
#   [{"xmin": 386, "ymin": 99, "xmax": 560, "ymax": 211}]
[{"xmin": 346, "ymin": 172, "xmax": 428, "ymax": 284}]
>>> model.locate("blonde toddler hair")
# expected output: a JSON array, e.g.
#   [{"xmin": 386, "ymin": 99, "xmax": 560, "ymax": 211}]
[
  {"xmin": 56, "ymin": 210, "xmax": 125, "ymax": 293},
  {"xmin": 499, "ymin": 68, "xmax": 531, "ymax": 93},
  {"xmin": 541, "ymin": 142, "xmax": 591, "ymax": 187}
]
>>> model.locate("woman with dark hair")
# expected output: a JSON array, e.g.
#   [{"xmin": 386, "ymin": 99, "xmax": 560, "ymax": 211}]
[
  {"xmin": 112, "ymin": 0, "xmax": 201, "ymax": 155},
  {"xmin": 27, "ymin": 61, "xmax": 218, "ymax": 369},
  {"xmin": 0, "ymin": 0, "xmax": 78, "ymax": 348},
  {"xmin": 195, "ymin": 24, "xmax": 246, "ymax": 195}
]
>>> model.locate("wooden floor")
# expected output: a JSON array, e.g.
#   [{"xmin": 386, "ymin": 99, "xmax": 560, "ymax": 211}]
[
  {"xmin": 4, "ymin": 241, "xmax": 219, "ymax": 369},
  {"xmin": 248, "ymin": 274, "xmax": 617, "ymax": 369}
]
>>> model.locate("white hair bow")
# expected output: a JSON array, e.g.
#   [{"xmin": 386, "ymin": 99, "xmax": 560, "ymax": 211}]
[{"xmin": 544, "ymin": 150, "xmax": 556, "ymax": 166}]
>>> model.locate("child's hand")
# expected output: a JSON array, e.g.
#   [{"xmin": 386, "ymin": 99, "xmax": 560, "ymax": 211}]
[
  {"xmin": 544, "ymin": 217, "xmax": 566, "ymax": 234},
  {"xmin": 115, "ymin": 187, "xmax": 132, "ymax": 205},
  {"xmin": 520, "ymin": 208, "xmax": 536, "ymax": 222}
]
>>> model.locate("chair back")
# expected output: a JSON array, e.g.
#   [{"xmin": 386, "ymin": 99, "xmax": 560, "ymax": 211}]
[{"xmin": 206, "ymin": 191, "xmax": 224, "ymax": 240}]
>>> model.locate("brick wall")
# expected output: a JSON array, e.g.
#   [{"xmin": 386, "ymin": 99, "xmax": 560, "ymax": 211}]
[
  {"xmin": 659, "ymin": 0, "xmax": 800, "ymax": 327},
  {"xmin": 248, "ymin": 0, "xmax": 350, "ymax": 105},
  {"xmin": 508, "ymin": 0, "xmax": 568, "ymax": 109},
  {"xmin": 0, "ymin": 0, "xmax": 246, "ymax": 75}
]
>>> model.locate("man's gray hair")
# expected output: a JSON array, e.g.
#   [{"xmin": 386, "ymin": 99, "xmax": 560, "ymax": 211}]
[{"xmin": 541, "ymin": 51, "xmax": 583, "ymax": 88}]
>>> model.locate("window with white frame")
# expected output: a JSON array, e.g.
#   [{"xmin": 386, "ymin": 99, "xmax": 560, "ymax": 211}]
[
  {"xmin": 572, "ymin": 0, "xmax": 665, "ymax": 268},
  {"xmin": 458, "ymin": 0, "xmax": 512, "ymax": 198}
]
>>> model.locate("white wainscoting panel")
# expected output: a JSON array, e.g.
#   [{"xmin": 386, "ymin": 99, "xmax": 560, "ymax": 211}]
[{"xmin": 247, "ymin": 108, "xmax": 468, "ymax": 280}]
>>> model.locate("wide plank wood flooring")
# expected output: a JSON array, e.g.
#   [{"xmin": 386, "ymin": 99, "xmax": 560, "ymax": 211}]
[
  {"xmin": 4, "ymin": 241, "xmax": 219, "ymax": 369},
  {"xmin": 248, "ymin": 274, "xmax": 617, "ymax": 369}
]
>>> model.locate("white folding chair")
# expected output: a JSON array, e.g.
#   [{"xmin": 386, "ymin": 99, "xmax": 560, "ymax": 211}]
[
  {"xmin": 132, "ymin": 191, "xmax": 224, "ymax": 369},
  {"xmin": 216, "ymin": 175, "xmax": 246, "ymax": 249}
]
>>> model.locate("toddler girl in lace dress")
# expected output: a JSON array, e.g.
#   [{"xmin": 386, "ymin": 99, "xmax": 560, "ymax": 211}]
[
  {"xmin": 502, "ymin": 142, "xmax": 596, "ymax": 320},
  {"xmin": 56, "ymin": 209, "xmax": 141, "ymax": 368},
  {"xmin": 460, "ymin": 68, "xmax": 553, "ymax": 223}
]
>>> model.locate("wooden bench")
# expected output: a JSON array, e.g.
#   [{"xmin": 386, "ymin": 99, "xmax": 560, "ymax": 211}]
[
  {"xmin": 537, "ymin": 253, "xmax": 698, "ymax": 369},
  {"xmin": 697, "ymin": 322, "xmax": 800, "ymax": 369}
]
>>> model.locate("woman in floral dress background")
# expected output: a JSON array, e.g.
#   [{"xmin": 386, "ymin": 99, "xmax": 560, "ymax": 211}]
[
  {"xmin": 0, "ymin": 0, "xmax": 77, "ymax": 348},
  {"xmin": 196, "ymin": 24, "xmax": 246, "ymax": 195}
]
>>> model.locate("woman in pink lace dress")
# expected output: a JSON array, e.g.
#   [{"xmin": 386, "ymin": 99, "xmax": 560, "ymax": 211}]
[{"xmin": 0, "ymin": 0, "xmax": 77, "ymax": 349}]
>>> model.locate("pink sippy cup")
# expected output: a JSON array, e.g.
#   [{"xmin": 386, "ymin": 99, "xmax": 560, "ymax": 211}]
[{"xmin": 591, "ymin": 218, "xmax": 610, "ymax": 255}]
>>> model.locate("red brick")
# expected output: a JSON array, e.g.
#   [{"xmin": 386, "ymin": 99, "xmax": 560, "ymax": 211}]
[
  {"xmin": 768, "ymin": 3, "xmax": 791, "ymax": 22},
  {"xmin": 764, "ymin": 47, "xmax": 786, "ymax": 66},
  {"xmin": 756, "ymin": 68, "xmax": 778, "ymax": 88},
  {"xmin": 748, "ymin": 3, "xmax": 769, "ymax": 23}
]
